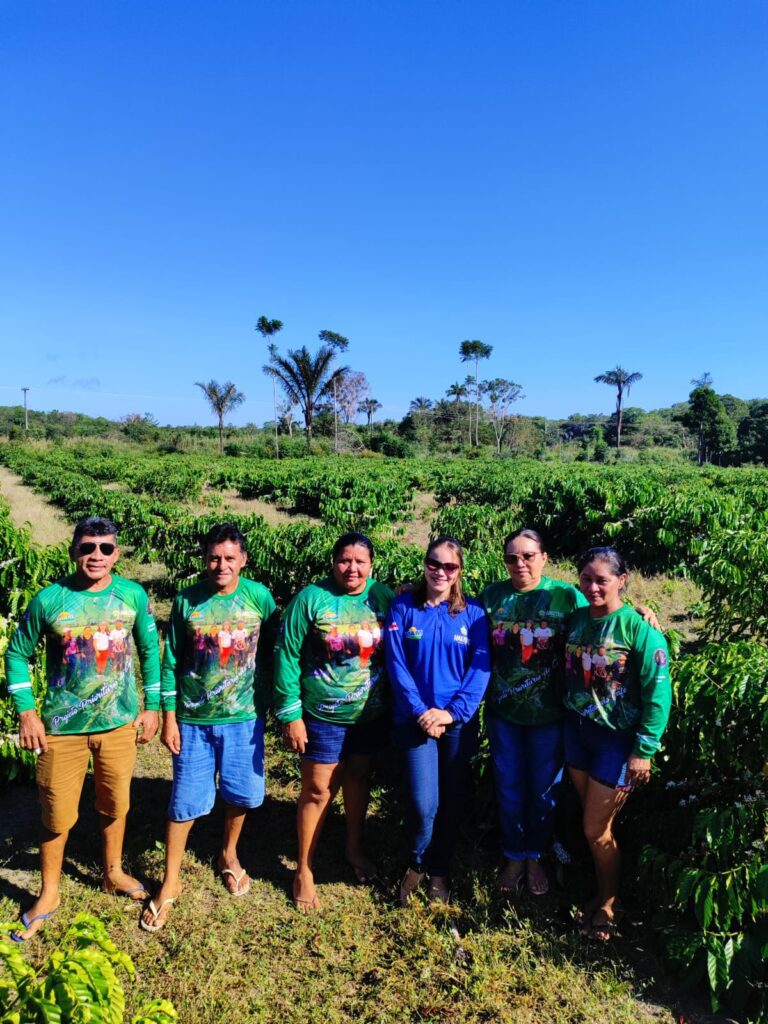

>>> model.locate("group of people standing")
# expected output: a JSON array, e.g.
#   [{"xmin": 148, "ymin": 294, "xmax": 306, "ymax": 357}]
[{"xmin": 5, "ymin": 514, "xmax": 671, "ymax": 945}]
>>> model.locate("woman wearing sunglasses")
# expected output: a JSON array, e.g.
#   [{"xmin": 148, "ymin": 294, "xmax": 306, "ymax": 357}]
[
  {"xmin": 385, "ymin": 537, "xmax": 491, "ymax": 905},
  {"xmin": 481, "ymin": 529, "xmax": 658, "ymax": 899},
  {"xmin": 481, "ymin": 528, "xmax": 588, "ymax": 896}
]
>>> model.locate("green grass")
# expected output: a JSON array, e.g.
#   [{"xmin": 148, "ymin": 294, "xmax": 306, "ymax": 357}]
[{"xmin": 0, "ymin": 733, "xmax": 719, "ymax": 1024}]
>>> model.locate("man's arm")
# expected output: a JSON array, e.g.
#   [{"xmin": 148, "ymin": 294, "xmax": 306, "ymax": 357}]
[
  {"xmin": 5, "ymin": 595, "xmax": 49, "ymax": 751},
  {"xmin": 130, "ymin": 585, "xmax": 161, "ymax": 743}
]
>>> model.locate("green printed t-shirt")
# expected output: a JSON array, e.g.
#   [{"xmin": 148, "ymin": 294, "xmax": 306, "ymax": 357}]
[
  {"xmin": 4, "ymin": 575, "xmax": 161, "ymax": 735},
  {"xmin": 274, "ymin": 577, "xmax": 394, "ymax": 725},
  {"xmin": 161, "ymin": 577, "xmax": 277, "ymax": 724},
  {"xmin": 564, "ymin": 603, "xmax": 671, "ymax": 759},
  {"xmin": 481, "ymin": 576, "xmax": 587, "ymax": 726}
]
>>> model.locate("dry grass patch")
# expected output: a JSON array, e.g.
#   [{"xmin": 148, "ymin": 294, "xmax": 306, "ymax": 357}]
[{"xmin": 0, "ymin": 465, "xmax": 71, "ymax": 546}]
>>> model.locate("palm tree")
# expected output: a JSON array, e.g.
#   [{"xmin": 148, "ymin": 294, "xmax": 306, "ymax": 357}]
[
  {"xmin": 445, "ymin": 381, "xmax": 469, "ymax": 404},
  {"xmin": 593, "ymin": 365, "xmax": 643, "ymax": 450},
  {"xmin": 255, "ymin": 316, "xmax": 283, "ymax": 456},
  {"xmin": 264, "ymin": 341, "xmax": 348, "ymax": 451},
  {"xmin": 194, "ymin": 380, "xmax": 245, "ymax": 454},
  {"xmin": 359, "ymin": 397, "xmax": 382, "ymax": 437},
  {"xmin": 409, "ymin": 396, "xmax": 434, "ymax": 414},
  {"xmin": 459, "ymin": 340, "xmax": 493, "ymax": 445}
]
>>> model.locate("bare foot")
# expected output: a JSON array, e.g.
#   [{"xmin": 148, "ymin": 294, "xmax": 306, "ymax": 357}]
[
  {"xmin": 103, "ymin": 868, "xmax": 146, "ymax": 900},
  {"xmin": 497, "ymin": 859, "xmax": 525, "ymax": 893},
  {"xmin": 427, "ymin": 875, "xmax": 450, "ymax": 904},
  {"xmin": 11, "ymin": 894, "xmax": 60, "ymax": 942},
  {"xmin": 525, "ymin": 859, "xmax": 549, "ymax": 896},
  {"xmin": 140, "ymin": 885, "xmax": 179, "ymax": 932},
  {"xmin": 293, "ymin": 870, "xmax": 320, "ymax": 913},
  {"xmin": 344, "ymin": 847, "xmax": 377, "ymax": 884}
]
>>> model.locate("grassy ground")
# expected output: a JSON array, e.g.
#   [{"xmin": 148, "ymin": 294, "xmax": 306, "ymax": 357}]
[
  {"xmin": 0, "ymin": 465, "xmax": 71, "ymax": 545},
  {"xmin": 0, "ymin": 474, "xmax": 714, "ymax": 1022},
  {"xmin": 0, "ymin": 734, "xmax": 723, "ymax": 1024}
]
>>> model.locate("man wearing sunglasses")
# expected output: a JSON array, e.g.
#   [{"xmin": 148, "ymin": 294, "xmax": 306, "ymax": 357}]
[{"xmin": 5, "ymin": 516, "xmax": 161, "ymax": 941}]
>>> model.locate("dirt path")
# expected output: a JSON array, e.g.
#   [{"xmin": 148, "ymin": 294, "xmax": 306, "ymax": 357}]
[
  {"xmin": 0, "ymin": 466, "xmax": 71, "ymax": 545},
  {"xmin": 186, "ymin": 487, "xmax": 323, "ymax": 527}
]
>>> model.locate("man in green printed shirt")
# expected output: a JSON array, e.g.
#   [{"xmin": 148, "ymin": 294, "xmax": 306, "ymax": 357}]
[
  {"xmin": 5, "ymin": 516, "xmax": 161, "ymax": 941},
  {"xmin": 141, "ymin": 524, "xmax": 277, "ymax": 932}
]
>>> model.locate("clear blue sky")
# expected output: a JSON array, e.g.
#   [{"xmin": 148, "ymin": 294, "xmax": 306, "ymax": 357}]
[{"xmin": 1, "ymin": 0, "xmax": 766, "ymax": 427}]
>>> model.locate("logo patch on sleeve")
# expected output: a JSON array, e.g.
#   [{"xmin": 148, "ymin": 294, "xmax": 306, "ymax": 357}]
[{"xmin": 653, "ymin": 649, "xmax": 668, "ymax": 667}]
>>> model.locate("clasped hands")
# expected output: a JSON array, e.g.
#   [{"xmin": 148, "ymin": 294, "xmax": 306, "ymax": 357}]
[{"xmin": 417, "ymin": 708, "xmax": 453, "ymax": 739}]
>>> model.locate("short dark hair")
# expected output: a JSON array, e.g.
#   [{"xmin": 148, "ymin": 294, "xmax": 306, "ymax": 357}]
[
  {"xmin": 576, "ymin": 546, "xmax": 628, "ymax": 577},
  {"xmin": 72, "ymin": 517, "xmax": 118, "ymax": 547},
  {"xmin": 332, "ymin": 532, "xmax": 374, "ymax": 561},
  {"xmin": 503, "ymin": 527, "xmax": 546, "ymax": 554},
  {"xmin": 201, "ymin": 523, "xmax": 247, "ymax": 555}
]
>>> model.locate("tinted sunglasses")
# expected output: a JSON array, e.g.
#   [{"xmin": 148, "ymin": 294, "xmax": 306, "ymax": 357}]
[
  {"xmin": 503, "ymin": 551, "xmax": 538, "ymax": 564},
  {"xmin": 77, "ymin": 542, "xmax": 116, "ymax": 555},
  {"xmin": 425, "ymin": 557, "xmax": 461, "ymax": 575}
]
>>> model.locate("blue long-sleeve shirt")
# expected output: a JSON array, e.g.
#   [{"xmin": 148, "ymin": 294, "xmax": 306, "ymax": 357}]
[{"xmin": 384, "ymin": 593, "xmax": 491, "ymax": 725}]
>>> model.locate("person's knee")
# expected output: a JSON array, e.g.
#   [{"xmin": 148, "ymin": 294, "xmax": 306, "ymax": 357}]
[
  {"xmin": 583, "ymin": 816, "xmax": 613, "ymax": 846},
  {"xmin": 303, "ymin": 776, "xmax": 334, "ymax": 804}
]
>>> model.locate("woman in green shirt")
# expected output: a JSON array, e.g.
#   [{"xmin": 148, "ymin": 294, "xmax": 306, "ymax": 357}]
[
  {"xmin": 481, "ymin": 528, "xmax": 586, "ymax": 897},
  {"xmin": 564, "ymin": 546, "xmax": 671, "ymax": 942},
  {"xmin": 274, "ymin": 532, "xmax": 394, "ymax": 912}
]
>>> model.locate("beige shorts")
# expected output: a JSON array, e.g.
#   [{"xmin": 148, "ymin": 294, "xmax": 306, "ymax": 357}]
[{"xmin": 36, "ymin": 723, "xmax": 138, "ymax": 833}]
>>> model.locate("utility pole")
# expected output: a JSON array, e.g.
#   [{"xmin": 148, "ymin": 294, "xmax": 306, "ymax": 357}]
[{"xmin": 22, "ymin": 387, "xmax": 29, "ymax": 433}]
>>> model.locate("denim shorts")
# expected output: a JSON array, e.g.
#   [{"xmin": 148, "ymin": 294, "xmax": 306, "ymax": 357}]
[
  {"xmin": 302, "ymin": 712, "xmax": 390, "ymax": 764},
  {"xmin": 564, "ymin": 711, "xmax": 635, "ymax": 790},
  {"xmin": 168, "ymin": 718, "xmax": 265, "ymax": 821}
]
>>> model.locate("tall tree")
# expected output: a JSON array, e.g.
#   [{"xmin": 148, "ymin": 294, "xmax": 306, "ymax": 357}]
[
  {"xmin": 317, "ymin": 331, "xmax": 349, "ymax": 452},
  {"xmin": 593, "ymin": 365, "xmax": 643, "ymax": 450},
  {"xmin": 336, "ymin": 371, "xmax": 370, "ymax": 424},
  {"xmin": 263, "ymin": 335, "xmax": 348, "ymax": 451},
  {"xmin": 255, "ymin": 316, "xmax": 284, "ymax": 456},
  {"xmin": 445, "ymin": 381, "xmax": 469, "ymax": 404},
  {"xmin": 459, "ymin": 340, "xmax": 493, "ymax": 445},
  {"xmin": 359, "ymin": 397, "xmax": 382, "ymax": 437},
  {"xmin": 409, "ymin": 396, "xmax": 434, "ymax": 414},
  {"xmin": 482, "ymin": 378, "xmax": 525, "ymax": 454},
  {"xmin": 682, "ymin": 381, "xmax": 737, "ymax": 465},
  {"xmin": 194, "ymin": 380, "xmax": 245, "ymax": 454}
]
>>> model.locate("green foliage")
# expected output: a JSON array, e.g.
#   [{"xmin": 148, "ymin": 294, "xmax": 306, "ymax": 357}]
[{"xmin": 0, "ymin": 913, "xmax": 178, "ymax": 1023}]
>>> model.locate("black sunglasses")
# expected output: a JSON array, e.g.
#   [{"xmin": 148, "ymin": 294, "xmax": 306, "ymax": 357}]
[{"xmin": 77, "ymin": 542, "xmax": 116, "ymax": 555}]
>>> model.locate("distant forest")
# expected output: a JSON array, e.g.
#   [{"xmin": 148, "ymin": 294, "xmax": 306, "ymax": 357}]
[{"xmin": 2, "ymin": 382, "xmax": 767, "ymax": 465}]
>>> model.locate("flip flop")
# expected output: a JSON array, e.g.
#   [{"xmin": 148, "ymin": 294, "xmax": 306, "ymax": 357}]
[
  {"xmin": 103, "ymin": 882, "xmax": 147, "ymax": 901},
  {"xmin": 399, "ymin": 868, "xmax": 425, "ymax": 906},
  {"xmin": 220, "ymin": 868, "xmax": 250, "ymax": 897},
  {"xmin": 497, "ymin": 867, "xmax": 525, "ymax": 895},
  {"xmin": 139, "ymin": 897, "xmax": 175, "ymax": 933},
  {"xmin": 526, "ymin": 863, "xmax": 549, "ymax": 897},
  {"xmin": 427, "ymin": 876, "xmax": 450, "ymax": 905},
  {"xmin": 293, "ymin": 893, "xmax": 320, "ymax": 913},
  {"xmin": 586, "ymin": 908, "xmax": 624, "ymax": 943},
  {"xmin": 10, "ymin": 906, "xmax": 59, "ymax": 943},
  {"xmin": 345, "ymin": 858, "xmax": 378, "ymax": 885}
]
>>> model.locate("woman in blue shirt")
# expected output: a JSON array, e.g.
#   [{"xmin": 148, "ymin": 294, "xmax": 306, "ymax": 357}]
[{"xmin": 385, "ymin": 536, "xmax": 491, "ymax": 905}]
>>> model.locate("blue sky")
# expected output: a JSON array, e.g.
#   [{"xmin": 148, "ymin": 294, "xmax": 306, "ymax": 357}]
[{"xmin": 1, "ymin": 0, "xmax": 766, "ymax": 427}]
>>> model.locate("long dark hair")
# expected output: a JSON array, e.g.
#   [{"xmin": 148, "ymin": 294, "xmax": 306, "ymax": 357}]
[{"xmin": 412, "ymin": 536, "xmax": 467, "ymax": 615}]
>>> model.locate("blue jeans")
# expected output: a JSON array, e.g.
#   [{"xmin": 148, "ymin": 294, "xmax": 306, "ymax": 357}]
[
  {"xmin": 168, "ymin": 719, "xmax": 265, "ymax": 822},
  {"xmin": 486, "ymin": 712, "xmax": 563, "ymax": 860},
  {"xmin": 395, "ymin": 715, "xmax": 479, "ymax": 877}
]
